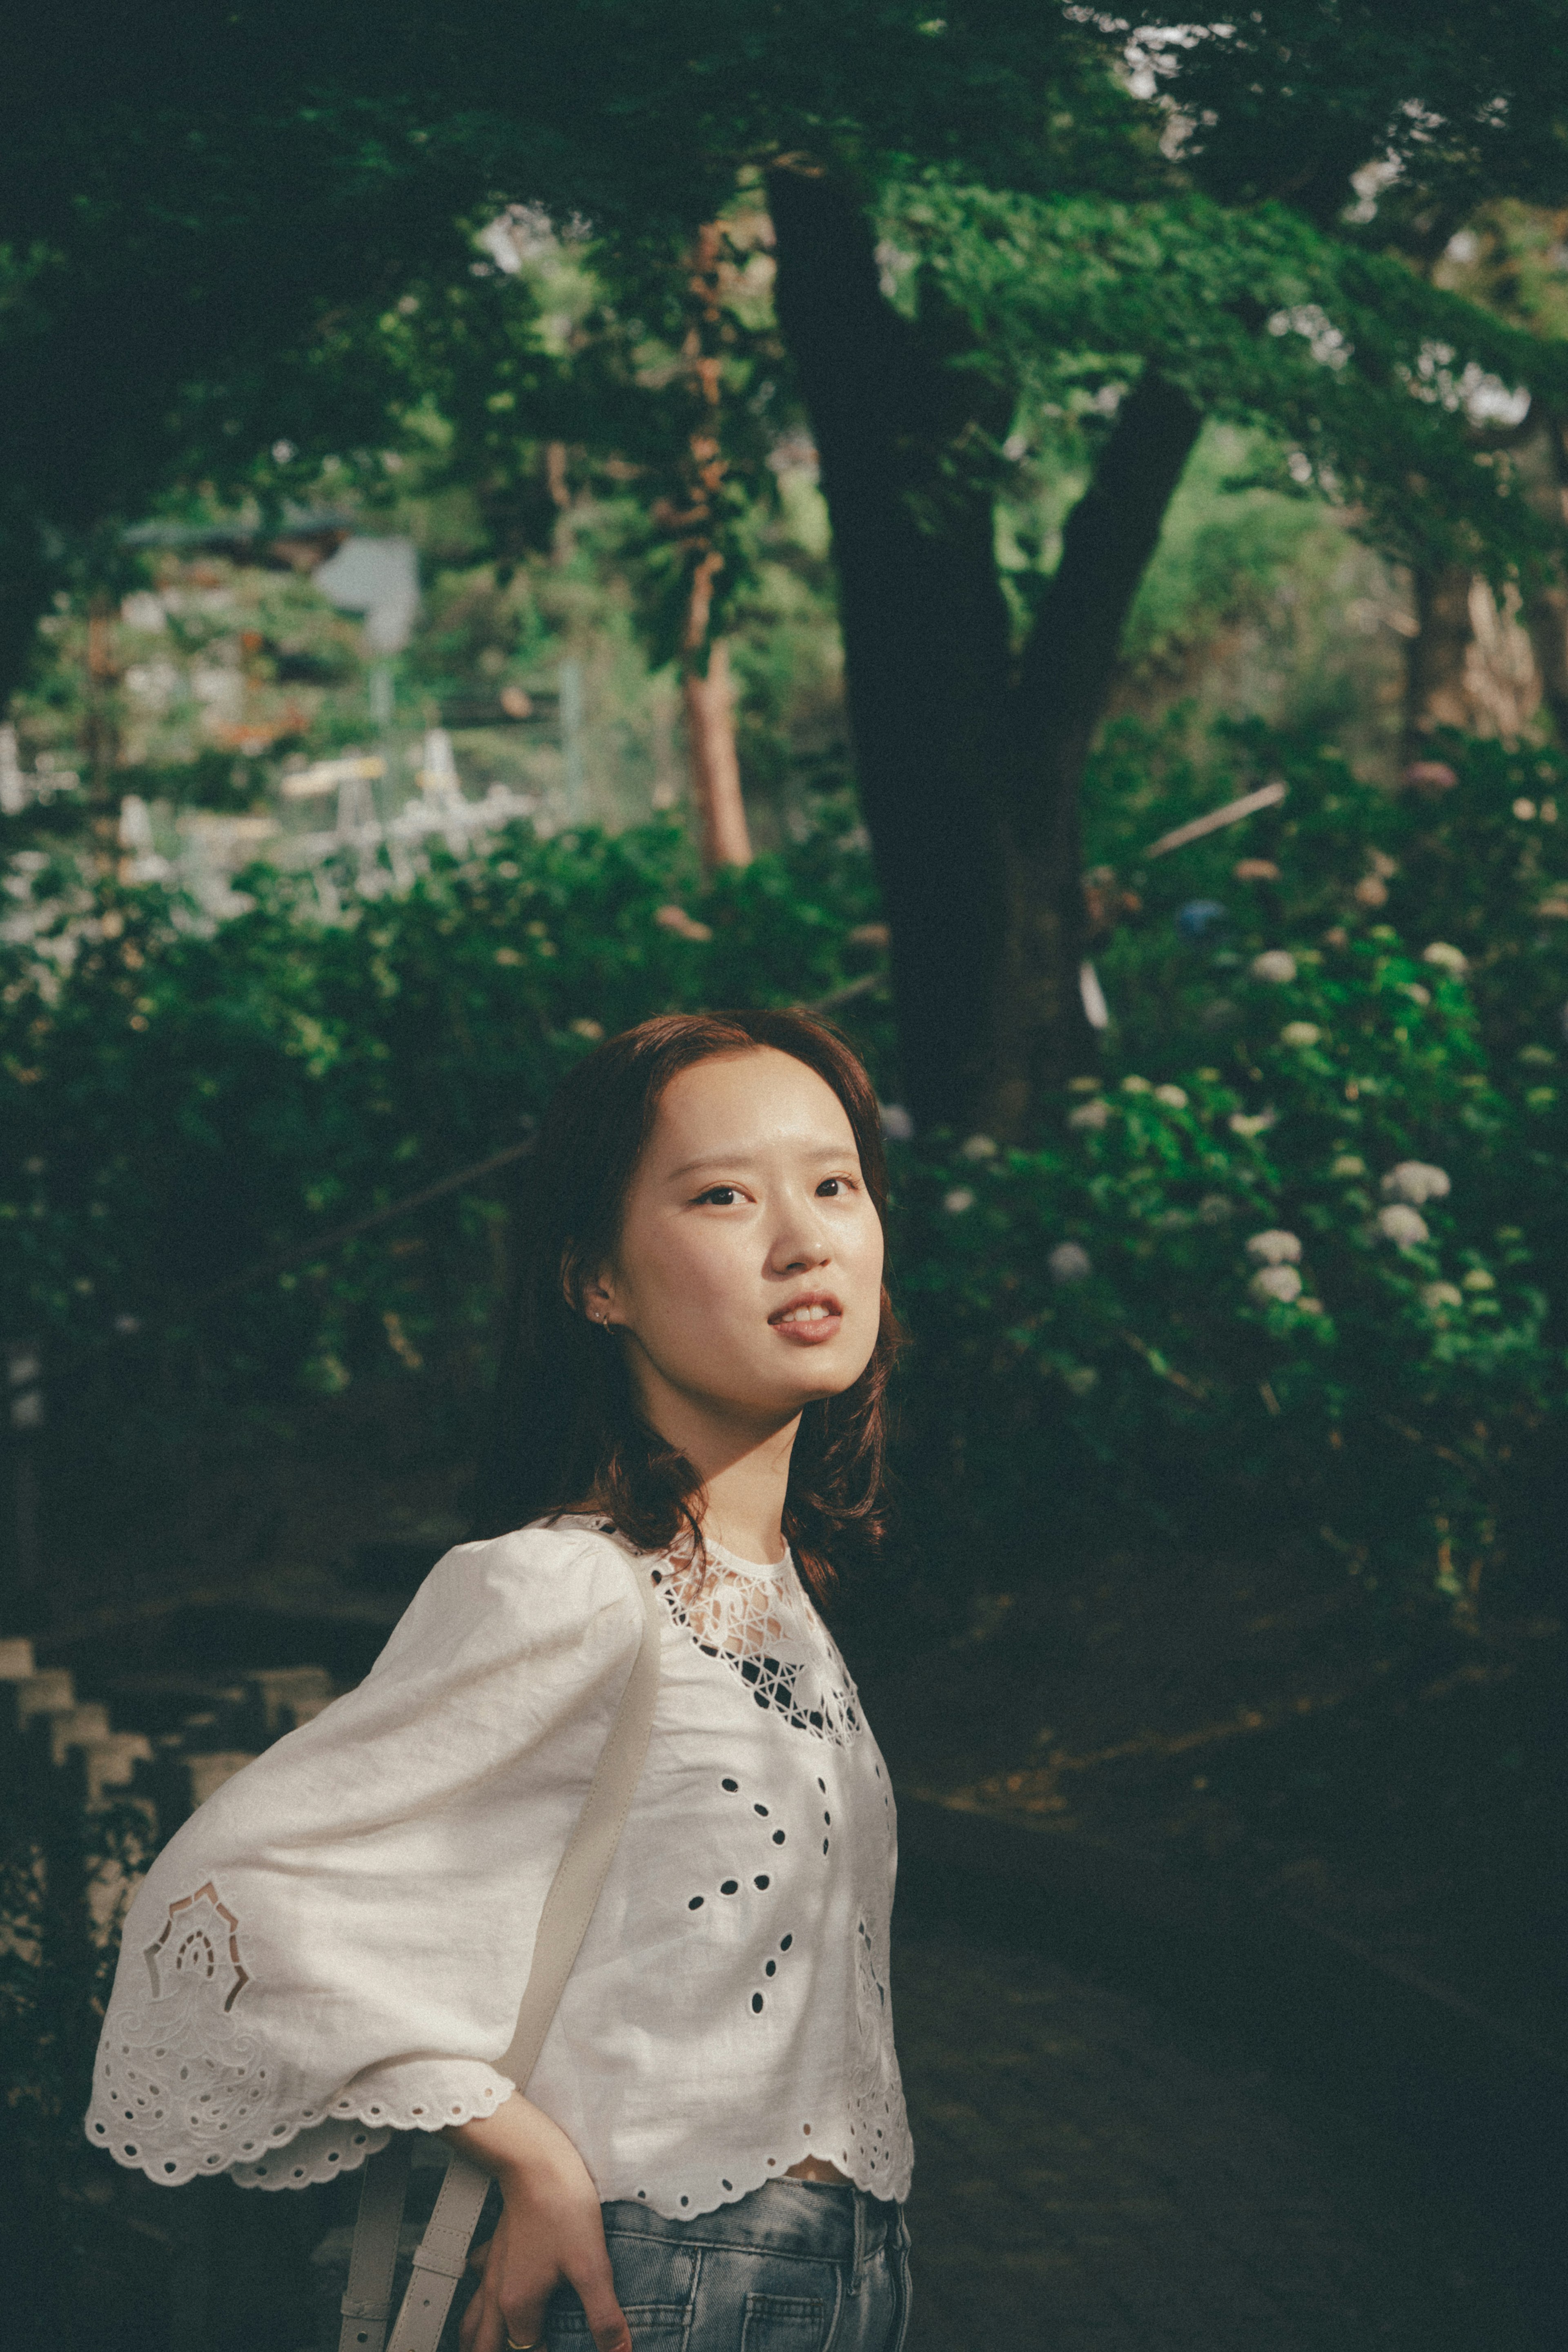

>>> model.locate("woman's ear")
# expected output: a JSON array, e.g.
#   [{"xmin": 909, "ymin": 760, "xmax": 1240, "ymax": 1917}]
[{"xmin": 579, "ymin": 1265, "xmax": 619, "ymax": 1329}]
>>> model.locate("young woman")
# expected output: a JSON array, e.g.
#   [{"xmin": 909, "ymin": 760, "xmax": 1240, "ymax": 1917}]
[{"xmin": 87, "ymin": 1008, "xmax": 913, "ymax": 2352}]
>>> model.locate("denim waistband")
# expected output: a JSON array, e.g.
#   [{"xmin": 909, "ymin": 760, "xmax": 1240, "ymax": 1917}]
[{"xmin": 603, "ymin": 2178, "xmax": 902, "ymax": 2265}]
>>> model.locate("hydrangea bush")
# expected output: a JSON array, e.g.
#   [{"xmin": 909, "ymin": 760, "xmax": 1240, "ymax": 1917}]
[{"xmin": 894, "ymin": 722, "xmax": 1568, "ymax": 1614}]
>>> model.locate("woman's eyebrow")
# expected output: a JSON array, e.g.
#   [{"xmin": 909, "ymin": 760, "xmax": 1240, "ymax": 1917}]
[{"xmin": 664, "ymin": 1139, "xmax": 855, "ymax": 1181}]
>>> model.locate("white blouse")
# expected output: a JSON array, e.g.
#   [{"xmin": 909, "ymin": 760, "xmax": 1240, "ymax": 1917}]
[{"xmin": 85, "ymin": 1516, "xmax": 913, "ymax": 2218}]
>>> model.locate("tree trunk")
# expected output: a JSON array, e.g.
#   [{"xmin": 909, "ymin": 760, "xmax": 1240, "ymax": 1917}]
[
  {"xmin": 768, "ymin": 167, "xmax": 1200, "ymax": 1136},
  {"xmin": 768, "ymin": 166, "xmax": 1019, "ymax": 1133},
  {"xmin": 683, "ymin": 632, "xmax": 752, "ymax": 868},
  {"xmin": 1522, "ymin": 413, "xmax": 1568, "ymax": 748},
  {"xmin": 82, "ymin": 591, "xmax": 123, "ymax": 865},
  {"xmin": 1003, "ymin": 370, "xmax": 1202, "ymax": 1125},
  {"xmin": 1404, "ymin": 562, "xmax": 1477, "ymax": 752},
  {"xmin": 1525, "ymin": 579, "xmax": 1568, "ymax": 747},
  {"xmin": 670, "ymin": 227, "xmax": 752, "ymax": 872}
]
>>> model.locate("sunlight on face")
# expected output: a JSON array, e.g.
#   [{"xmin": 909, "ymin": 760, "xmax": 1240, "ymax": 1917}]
[{"xmin": 592, "ymin": 1048, "xmax": 884, "ymax": 1437}]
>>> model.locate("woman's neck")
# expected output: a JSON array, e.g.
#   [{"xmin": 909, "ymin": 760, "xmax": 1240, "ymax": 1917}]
[
  {"xmin": 691, "ymin": 1411, "xmax": 804, "ymax": 1561},
  {"xmin": 631, "ymin": 1369, "xmax": 799, "ymax": 1566},
  {"xmin": 697, "ymin": 1447, "xmax": 794, "ymax": 1566}
]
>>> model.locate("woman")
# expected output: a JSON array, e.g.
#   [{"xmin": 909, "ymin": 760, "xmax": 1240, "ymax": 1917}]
[{"xmin": 87, "ymin": 1008, "xmax": 913, "ymax": 2352}]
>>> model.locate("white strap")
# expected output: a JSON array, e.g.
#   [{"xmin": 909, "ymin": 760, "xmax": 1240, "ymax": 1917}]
[
  {"xmin": 339, "ymin": 2134, "xmax": 410, "ymax": 2352},
  {"xmin": 341, "ymin": 1550, "xmax": 664, "ymax": 2352},
  {"xmin": 497, "ymin": 1552, "xmax": 665, "ymax": 2087},
  {"xmin": 385, "ymin": 2154, "xmax": 494, "ymax": 2352}
]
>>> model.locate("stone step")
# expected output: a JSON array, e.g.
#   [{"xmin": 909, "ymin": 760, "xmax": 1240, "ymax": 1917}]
[
  {"xmin": 1, "ymin": 1666, "xmax": 76, "ymax": 1739},
  {"xmin": 7, "ymin": 1649, "xmax": 339, "ymax": 1841},
  {"xmin": 79, "ymin": 1732, "xmax": 156, "ymax": 1810},
  {"xmin": 247, "ymin": 1664, "xmax": 334, "ymax": 1737},
  {"xmin": 47, "ymin": 1702, "xmax": 112, "ymax": 1766}
]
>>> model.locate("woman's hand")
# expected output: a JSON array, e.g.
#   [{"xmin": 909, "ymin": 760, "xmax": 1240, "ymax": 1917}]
[{"xmin": 446, "ymin": 2094, "xmax": 630, "ymax": 2352}]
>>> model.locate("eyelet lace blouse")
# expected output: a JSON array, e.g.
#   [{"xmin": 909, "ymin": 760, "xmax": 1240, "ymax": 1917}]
[{"xmin": 84, "ymin": 1516, "xmax": 913, "ymax": 2218}]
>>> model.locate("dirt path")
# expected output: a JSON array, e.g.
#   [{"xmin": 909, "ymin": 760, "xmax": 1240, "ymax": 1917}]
[{"xmin": 893, "ymin": 1920, "xmax": 1535, "ymax": 2352}]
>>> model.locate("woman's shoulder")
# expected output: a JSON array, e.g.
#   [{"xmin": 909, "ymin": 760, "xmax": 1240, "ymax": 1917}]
[
  {"xmin": 441, "ymin": 1512, "xmax": 641, "ymax": 1591},
  {"xmin": 373, "ymin": 1514, "xmax": 646, "ymax": 1673}
]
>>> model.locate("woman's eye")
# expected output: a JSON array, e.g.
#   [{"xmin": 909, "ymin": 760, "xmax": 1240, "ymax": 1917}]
[
  {"xmin": 817, "ymin": 1177, "xmax": 850, "ymax": 1197},
  {"xmin": 695, "ymin": 1186, "xmax": 739, "ymax": 1206}
]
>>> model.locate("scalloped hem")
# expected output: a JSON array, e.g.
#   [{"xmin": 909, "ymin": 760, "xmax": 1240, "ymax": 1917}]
[
  {"xmin": 600, "ymin": 2146, "xmax": 914, "ymax": 2223},
  {"xmin": 83, "ymin": 2076, "xmax": 514, "ymax": 2191}
]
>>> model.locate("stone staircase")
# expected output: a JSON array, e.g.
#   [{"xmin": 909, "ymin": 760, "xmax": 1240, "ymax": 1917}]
[
  {"xmin": 2, "ymin": 1632, "xmax": 369, "ymax": 2350},
  {"xmin": 0, "ymin": 1634, "xmax": 335, "ymax": 1838}
]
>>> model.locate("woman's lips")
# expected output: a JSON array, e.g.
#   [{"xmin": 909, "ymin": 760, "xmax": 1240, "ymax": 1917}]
[{"xmin": 769, "ymin": 1298, "xmax": 843, "ymax": 1345}]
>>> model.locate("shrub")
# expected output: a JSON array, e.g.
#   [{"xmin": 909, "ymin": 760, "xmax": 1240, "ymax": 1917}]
[
  {"xmin": 890, "ymin": 719, "xmax": 1568, "ymax": 1616},
  {"xmin": 3, "ymin": 725, "xmax": 1566, "ymax": 1619}
]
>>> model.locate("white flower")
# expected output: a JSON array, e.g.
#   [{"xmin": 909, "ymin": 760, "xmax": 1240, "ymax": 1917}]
[
  {"xmin": 1281, "ymin": 1021, "xmax": 1322, "ymax": 1048},
  {"xmin": 942, "ymin": 1186, "xmax": 976, "ymax": 1215},
  {"xmin": 1062, "ymin": 1364, "xmax": 1099, "ymax": 1396},
  {"xmin": 1297, "ymin": 1296, "xmax": 1325, "ymax": 1315},
  {"xmin": 1250, "ymin": 1264, "xmax": 1303, "ymax": 1304},
  {"xmin": 1121, "ymin": 1074, "xmax": 1152, "ymax": 1094},
  {"xmin": 1228, "ymin": 1111, "xmax": 1275, "ymax": 1137},
  {"xmin": 879, "ymin": 1102, "xmax": 915, "ymax": 1143},
  {"xmin": 1048, "ymin": 1241, "xmax": 1093, "ymax": 1285},
  {"xmin": 568, "ymin": 1017, "xmax": 605, "ymax": 1041},
  {"xmin": 1398, "ymin": 982, "xmax": 1431, "ymax": 1006},
  {"xmin": 1197, "ymin": 1193, "xmax": 1234, "ymax": 1223},
  {"xmin": 1422, "ymin": 1282, "xmax": 1464, "ymax": 1311},
  {"xmin": 1251, "ymin": 951, "xmax": 1298, "ymax": 983},
  {"xmin": 1068, "ymin": 1097, "xmax": 1111, "ymax": 1131},
  {"xmin": 1422, "ymin": 941, "xmax": 1468, "ymax": 974},
  {"xmin": 959, "ymin": 1133, "xmax": 998, "ymax": 1161},
  {"xmin": 1331, "ymin": 1155, "xmax": 1366, "ymax": 1178},
  {"xmin": 1381, "ymin": 1161, "xmax": 1450, "ymax": 1206},
  {"xmin": 1246, "ymin": 1230, "xmax": 1303, "ymax": 1266},
  {"xmin": 1462, "ymin": 1266, "xmax": 1496, "ymax": 1291},
  {"xmin": 1375, "ymin": 1203, "xmax": 1430, "ymax": 1249},
  {"xmin": 1154, "ymin": 1083, "xmax": 1189, "ymax": 1108}
]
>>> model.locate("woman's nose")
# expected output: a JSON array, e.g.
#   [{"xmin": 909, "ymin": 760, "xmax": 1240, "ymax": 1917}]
[{"xmin": 768, "ymin": 1211, "xmax": 830, "ymax": 1273}]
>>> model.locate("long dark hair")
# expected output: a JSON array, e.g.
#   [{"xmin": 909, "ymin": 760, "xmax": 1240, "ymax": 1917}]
[{"xmin": 471, "ymin": 1009, "xmax": 901, "ymax": 1597}]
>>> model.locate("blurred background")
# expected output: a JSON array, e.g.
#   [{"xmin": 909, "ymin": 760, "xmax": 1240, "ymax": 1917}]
[{"xmin": 1, "ymin": 9, "xmax": 1564, "ymax": 2348}]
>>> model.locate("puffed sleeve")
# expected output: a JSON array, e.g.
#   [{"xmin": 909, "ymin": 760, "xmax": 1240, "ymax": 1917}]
[{"xmin": 84, "ymin": 1523, "xmax": 644, "ymax": 2189}]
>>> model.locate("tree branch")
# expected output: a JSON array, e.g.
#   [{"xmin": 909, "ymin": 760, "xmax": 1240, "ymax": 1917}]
[{"xmin": 1015, "ymin": 368, "xmax": 1203, "ymax": 832}]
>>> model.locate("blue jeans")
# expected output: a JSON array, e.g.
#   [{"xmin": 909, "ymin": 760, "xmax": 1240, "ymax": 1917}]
[{"xmin": 545, "ymin": 2181, "xmax": 912, "ymax": 2352}]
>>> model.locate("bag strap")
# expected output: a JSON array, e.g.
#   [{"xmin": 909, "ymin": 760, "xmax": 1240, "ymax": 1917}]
[
  {"xmin": 340, "ymin": 1548, "xmax": 664, "ymax": 2352},
  {"xmin": 338, "ymin": 2133, "xmax": 411, "ymax": 2352}
]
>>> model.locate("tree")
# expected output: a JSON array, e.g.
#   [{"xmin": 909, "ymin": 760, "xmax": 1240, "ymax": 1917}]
[
  {"xmin": 1372, "ymin": 202, "xmax": 1568, "ymax": 749},
  {"xmin": 395, "ymin": 204, "xmax": 786, "ymax": 868},
  {"xmin": 758, "ymin": 10, "xmax": 1568, "ymax": 1128},
  {"xmin": 7, "ymin": 4, "xmax": 1568, "ymax": 1129}
]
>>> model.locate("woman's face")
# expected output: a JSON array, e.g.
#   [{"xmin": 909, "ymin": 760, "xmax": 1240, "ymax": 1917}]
[{"xmin": 588, "ymin": 1048, "xmax": 884, "ymax": 1436}]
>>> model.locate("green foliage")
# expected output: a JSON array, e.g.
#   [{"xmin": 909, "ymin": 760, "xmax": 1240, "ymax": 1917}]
[
  {"xmin": 0, "ymin": 813, "xmax": 888, "ymax": 1382},
  {"xmin": 902, "ymin": 178, "xmax": 1568, "ymax": 580},
  {"xmin": 5, "ymin": 730, "xmax": 1568, "ymax": 1619},
  {"xmin": 898, "ymin": 718, "xmax": 1568, "ymax": 1611},
  {"xmin": 0, "ymin": 1764, "xmax": 154, "ymax": 2336},
  {"xmin": 900, "ymin": 1002, "xmax": 1550, "ymax": 1613},
  {"xmin": 7, "ymin": 2, "xmax": 1567, "ymax": 711},
  {"xmin": 0, "ymin": 1786, "xmax": 148, "ymax": 2161}
]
